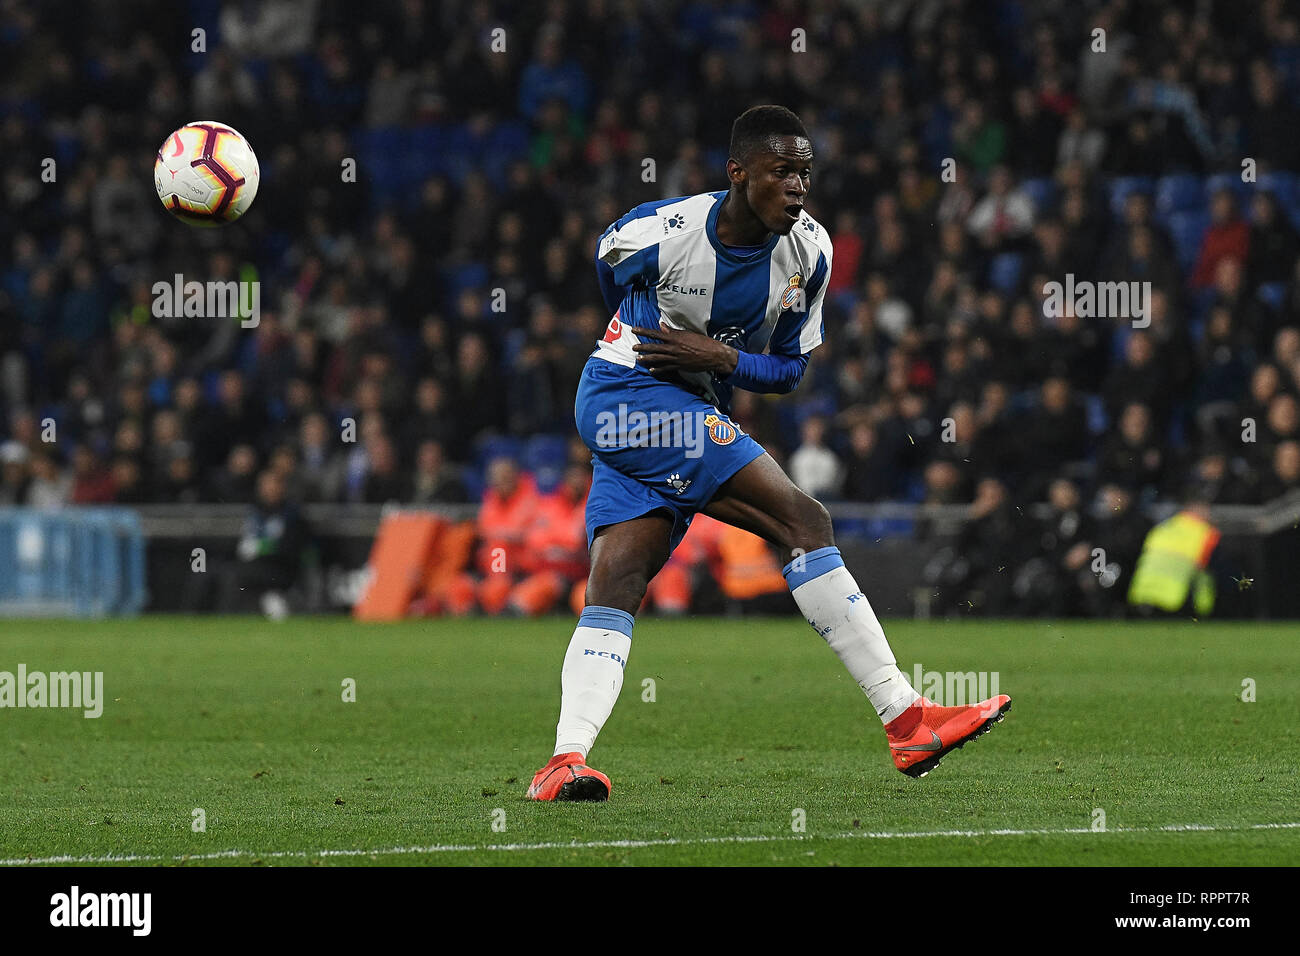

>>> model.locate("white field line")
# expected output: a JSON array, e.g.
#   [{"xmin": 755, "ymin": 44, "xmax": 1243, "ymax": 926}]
[{"xmin": 2, "ymin": 822, "xmax": 1298, "ymax": 866}]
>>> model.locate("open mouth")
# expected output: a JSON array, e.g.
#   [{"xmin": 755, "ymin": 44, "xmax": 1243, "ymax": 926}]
[{"xmin": 784, "ymin": 204, "xmax": 803, "ymax": 220}]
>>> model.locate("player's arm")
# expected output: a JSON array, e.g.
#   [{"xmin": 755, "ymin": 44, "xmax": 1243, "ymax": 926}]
[
  {"xmin": 735, "ymin": 250, "xmax": 829, "ymax": 394},
  {"xmin": 632, "ymin": 323, "xmax": 808, "ymax": 392},
  {"xmin": 635, "ymin": 250, "xmax": 830, "ymax": 393}
]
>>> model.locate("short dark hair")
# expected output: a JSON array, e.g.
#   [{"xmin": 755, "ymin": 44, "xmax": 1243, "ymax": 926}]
[{"xmin": 729, "ymin": 105, "xmax": 809, "ymax": 164}]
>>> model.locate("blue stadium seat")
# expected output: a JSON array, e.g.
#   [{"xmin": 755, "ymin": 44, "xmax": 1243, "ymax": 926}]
[
  {"xmin": 358, "ymin": 127, "xmax": 404, "ymax": 204},
  {"xmin": 439, "ymin": 125, "xmax": 475, "ymax": 186},
  {"xmin": 988, "ymin": 252, "xmax": 1024, "ymax": 294},
  {"xmin": 482, "ymin": 122, "xmax": 531, "ymax": 181},
  {"xmin": 1257, "ymin": 281, "xmax": 1288, "ymax": 312},
  {"xmin": 1085, "ymin": 395, "xmax": 1108, "ymax": 436},
  {"xmin": 523, "ymin": 434, "xmax": 570, "ymax": 493},
  {"xmin": 461, "ymin": 465, "xmax": 485, "ymax": 502},
  {"xmin": 1257, "ymin": 171, "xmax": 1298, "ymax": 207},
  {"xmin": 1257, "ymin": 172, "xmax": 1300, "ymax": 230},
  {"xmin": 1189, "ymin": 286, "xmax": 1218, "ymax": 323},
  {"xmin": 833, "ymin": 516, "xmax": 871, "ymax": 539},
  {"xmin": 792, "ymin": 395, "xmax": 838, "ymax": 427},
  {"xmin": 866, "ymin": 516, "xmax": 915, "ymax": 540},
  {"xmin": 1166, "ymin": 210, "xmax": 1210, "ymax": 272},
  {"xmin": 1107, "ymin": 176, "xmax": 1155, "ymax": 218},
  {"xmin": 475, "ymin": 435, "xmax": 523, "ymax": 470},
  {"xmin": 446, "ymin": 261, "xmax": 489, "ymax": 296},
  {"xmin": 400, "ymin": 127, "xmax": 442, "ymax": 186},
  {"xmin": 1204, "ymin": 172, "xmax": 1249, "ymax": 205},
  {"xmin": 1020, "ymin": 177, "xmax": 1056, "ymax": 214},
  {"xmin": 1154, "ymin": 174, "xmax": 1204, "ymax": 220}
]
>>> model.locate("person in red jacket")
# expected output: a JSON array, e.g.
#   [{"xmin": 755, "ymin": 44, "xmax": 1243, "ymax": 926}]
[
  {"xmin": 442, "ymin": 457, "xmax": 540, "ymax": 615},
  {"xmin": 508, "ymin": 463, "xmax": 592, "ymax": 616},
  {"xmin": 1192, "ymin": 189, "xmax": 1250, "ymax": 288}
]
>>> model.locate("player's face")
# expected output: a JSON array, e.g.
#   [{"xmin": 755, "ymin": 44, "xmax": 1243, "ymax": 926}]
[{"xmin": 747, "ymin": 135, "xmax": 813, "ymax": 235}]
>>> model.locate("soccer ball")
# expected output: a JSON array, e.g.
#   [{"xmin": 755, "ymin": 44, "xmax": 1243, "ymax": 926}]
[{"xmin": 154, "ymin": 121, "xmax": 260, "ymax": 226}]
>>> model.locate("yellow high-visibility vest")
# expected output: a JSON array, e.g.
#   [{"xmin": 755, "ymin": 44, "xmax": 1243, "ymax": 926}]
[{"xmin": 1127, "ymin": 511, "xmax": 1220, "ymax": 614}]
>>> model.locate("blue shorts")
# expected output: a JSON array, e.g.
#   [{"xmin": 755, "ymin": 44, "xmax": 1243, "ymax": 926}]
[{"xmin": 576, "ymin": 357, "xmax": 766, "ymax": 553}]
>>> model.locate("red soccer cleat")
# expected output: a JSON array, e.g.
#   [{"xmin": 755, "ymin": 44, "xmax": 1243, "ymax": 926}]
[
  {"xmin": 526, "ymin": 752, "xmax": 612, "ymax": 801},
  {"xmin": 886, "ymin": 694, "xmax": 1011, "ymax": 778}
]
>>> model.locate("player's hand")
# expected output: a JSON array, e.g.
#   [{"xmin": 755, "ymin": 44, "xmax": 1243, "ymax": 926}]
[{"xmin": 633, "ymin": 321, "xmax": 739, "ymax": 376}]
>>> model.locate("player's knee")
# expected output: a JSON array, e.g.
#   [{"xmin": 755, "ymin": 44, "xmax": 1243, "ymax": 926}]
[
  {"xmin": 790, "ymin": 495, "xmax": 834, "ymax": 551},
  {"xmin": 585, "ymin": 564, "xmax": 652, "ymax": 616}
]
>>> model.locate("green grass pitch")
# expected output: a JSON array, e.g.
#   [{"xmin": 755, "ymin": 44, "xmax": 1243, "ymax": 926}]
[{"xmin": 1, "ymin": 616, "xmax": 1296, "ymax": 866}]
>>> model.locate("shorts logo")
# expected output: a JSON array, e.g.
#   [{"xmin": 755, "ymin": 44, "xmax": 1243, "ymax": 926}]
[
  {"xmin": 703, "ymin": 413, "xmax": 736, "ymax": 445},
  {"xmin": 780, "ymin": 272, "xmax": 805, "ymax": 310},
  {"xmin": 667, "ymin": 473, "xmax": 692, "ymax": 495}
]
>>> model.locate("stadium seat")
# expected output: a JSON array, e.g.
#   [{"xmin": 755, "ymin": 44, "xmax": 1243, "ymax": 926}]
[
  {"xmin": 1204, "ymin": 172, "xmax": 1249, "ymax": 205},
  {"xmin": 1085, "ymin": 395, "xmax": 1108, "ymax": 436},
  {"xmin": 1257, "ymin": 172, "xmax": 1300, "ymax": 231},
  {"xmin": 1189, "ymin": 286, "xmax": 1218, "ymax": 323},
  {"xmin": 476, "ymin": 435, "xmax": 523, "ymax": 469},
  {"xmin": 1107, "ymin": 176, "xmax": 1155, "ymax": 218},
  {"xmin": 436, "ymin": 125, "xmax": 476, "ymax": 186},
  {"xmin": 461, "ymin": 464, "xmax": 486, "ymax": 502},
  {"xmin": 523, "ymin": 434, "xmax": 570, "ymax": 493},
  {"xmin": 401, "ymin": 126, "xmax": 442, "ymax": 185},
  {"xmin": 1257, "ymin": 171, "xmax": 1298, "ymax": 207},
  {"xmin": 358, "ymin": 127, "xmax": 403, "ymax": 204},
  {"xmin": 446, "ymin": 261, "xmax": 489, "ymax": 296},
  {"xmin": 988, "ymin": 252, "xmax": 1024, "ymax": 295},
  {"xmin": 1154, "ymin": 174, "xmax": 1204, "ymax": 220},
  {"xmin": 1166, "ymin": 210, "xmax": 1210, "ymax": 272},
  {"xmin": 483, "ymin": 121, "xmax": 531, "ymax": 181},
  {"xmin": 1020, "ymin": 177, "xmax": 1057, "ymax": 214},
  {"xmin": 866, "ymin": 516, "xmax": 915, "ymax": 540},
  {"xmin": 1257, "ymin": 281, "xmax": 1288, "ymax": 312},
  {"xmin": 1167, "ymin": 407, "xmax": 1187, "ymax": 448}
]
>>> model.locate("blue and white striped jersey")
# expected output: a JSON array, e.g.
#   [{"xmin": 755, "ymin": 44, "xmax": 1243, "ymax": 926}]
[{"xmin": 592, "ymin": 190, "xmax": 832, "ymax": 411}]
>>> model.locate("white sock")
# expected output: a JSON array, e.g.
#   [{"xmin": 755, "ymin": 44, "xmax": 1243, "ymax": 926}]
[
  {"xmin": 553, "ymin": 606, "xmax": 633, "ymax": 758},
  {"xmin": 784, "ymin": 547, "xmax": 920, "ymax": 724}
]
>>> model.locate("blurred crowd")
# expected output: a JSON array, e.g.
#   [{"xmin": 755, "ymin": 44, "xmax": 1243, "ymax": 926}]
[{"xmin": 3, "ymin": 0, "xmax": 1300, "ymax": 535}]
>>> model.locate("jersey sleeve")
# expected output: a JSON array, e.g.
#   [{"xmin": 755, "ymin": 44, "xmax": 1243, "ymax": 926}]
[
  {"xmin": 593, "ymin": 202, "xmax": 671, "ymax": 316},
  {"xmin": 724, "ymin": 350, "xmax": 809, "ymax": 394}
]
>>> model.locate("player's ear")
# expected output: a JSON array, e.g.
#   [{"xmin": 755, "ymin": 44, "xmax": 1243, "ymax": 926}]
[{"xmin": 726, "ymin": 157, "xmax": 746, "ymax": 186}]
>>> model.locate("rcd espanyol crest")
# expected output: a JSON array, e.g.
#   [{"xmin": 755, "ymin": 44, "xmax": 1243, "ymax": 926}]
[
  {"xmin": 780, "ymin": 272, "xmax": 805, "ymax": 310},
  {"xmin": 704, "ymin": 413, "xmax": 737, "ymax": 445}
]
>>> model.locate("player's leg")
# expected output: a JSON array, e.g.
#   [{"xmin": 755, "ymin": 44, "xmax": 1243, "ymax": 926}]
[
  {"xmin": 531, "ymin": 360, "xmax": 697, "ymax": 801},
  {"xmin": 584, "ymin": 512, "xmax": 675, "ymax": 613},
  {"xmin": 703, "ymin": 453, "xmax": 919, "ymax": 721},
  {"xmin": 528, "ymin": 512, "xmax": 674, "ymax": 801},
  {"xmin": 705, "ymin": 453, "xmax": 1010, "ymax": 777}
]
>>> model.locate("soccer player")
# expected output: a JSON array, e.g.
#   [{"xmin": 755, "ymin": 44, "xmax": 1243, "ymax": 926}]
[{"xmin": 528, "ymin": 106, "xmax": 1010, "ymax": 801}]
